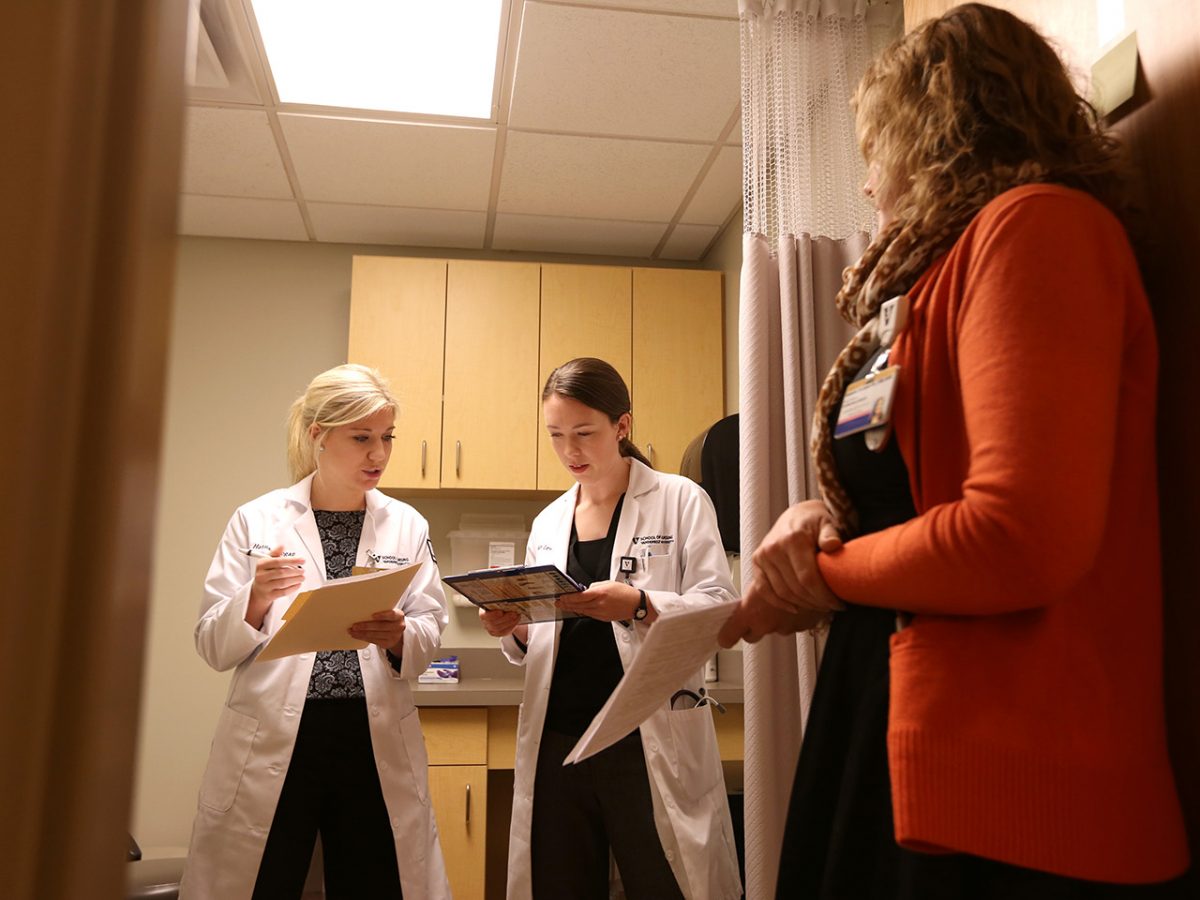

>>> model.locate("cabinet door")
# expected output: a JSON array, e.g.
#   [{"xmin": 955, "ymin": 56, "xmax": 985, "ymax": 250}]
[
  {"xmin": 441, "ymin": 261, "xmax": 540, "ymax": 490},
  {"xmin": 349, "ymin": 257, "xmax": 447, "ymax": 489},
  {"xmin": 632, "ymin": 268, "xmax": 724, "ymax": 474},
  {"xmin": 428, "ymin": 764, "xmax": 488, "ymax": 900},
  {"xmin": 537, "ymin": 264, "xmax": 633, "ymax": 491}
]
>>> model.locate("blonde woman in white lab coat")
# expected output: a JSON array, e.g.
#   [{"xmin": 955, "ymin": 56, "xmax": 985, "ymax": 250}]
[
  {"xmin": 480, "ymin": 357, "xmax": 741, "ymax": 900},
  {"xmin": 181, "ymin": 364, "xmax": 450, "ymax": 900}
]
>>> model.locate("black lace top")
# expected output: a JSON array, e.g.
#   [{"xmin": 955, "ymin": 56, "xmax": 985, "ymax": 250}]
[{"xmin": 306, "ymin": 509, "xmax": 367, "ymax": 699}]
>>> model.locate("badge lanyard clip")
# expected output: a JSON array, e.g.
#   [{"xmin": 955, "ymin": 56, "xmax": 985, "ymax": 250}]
[{"xmin": 865, "ymin": 295, "xmax": 909, "ymax": 451}]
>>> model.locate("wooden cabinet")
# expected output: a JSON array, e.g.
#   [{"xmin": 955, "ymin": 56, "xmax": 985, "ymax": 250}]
[
  {"xmin": 443, "ymin": 261, "xmax": 541, "ymax": 490},
  {"xmin": 537, "ymin": 264, "xmax": 634, "ymax": 491},
  {"xmin": 421, "ymin": 708, "xmax": 489, "ymax": 900},
  {"xmin": 348, "ymin": 257, "xmax": 447, "ymax": 490},
  {"xmin": 632, "ymin": 268, "xmax": 725, "ymax": 473},
  {"xmin": 348, "ymin": 258, "xmax": 723, "ymax": 492},
  {"xmin": 420, "ymin": 702, "xmax": 743, "ymax": 900},
  {"xmin": 428, "ymin": 765, "xmax": 488, "ymax": 900}
]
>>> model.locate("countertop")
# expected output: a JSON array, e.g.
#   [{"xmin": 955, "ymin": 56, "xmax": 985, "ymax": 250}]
[{"xmin": 411, "ymin": 647, "xmax": 743, "ymax": 707}]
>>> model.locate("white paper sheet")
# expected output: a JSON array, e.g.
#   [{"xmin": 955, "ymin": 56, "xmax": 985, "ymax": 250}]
[{"xmin": 565, "ymin": 600, "xmax": 739, "ymax": 765}]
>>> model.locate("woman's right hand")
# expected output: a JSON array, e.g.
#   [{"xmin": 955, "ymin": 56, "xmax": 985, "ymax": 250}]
[
  {"xmin": 478, "ymin": 608, "xmax": 527, "ymax": 644},
  {"xmin": 751, "ymin": 499, "xmax": 843, "ymax": 613},
  {"xmin": 245, "ymin": 545, "xmax": 306, "ymax": 628}
]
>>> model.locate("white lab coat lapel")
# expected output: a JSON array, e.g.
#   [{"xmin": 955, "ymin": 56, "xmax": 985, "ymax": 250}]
[
  {"xmin": 609, "ymin": 461, "xmax": 653, "ymax": 579},
  {"xmin": 537, "ymin": 485, "xmax": 577, "ymax": 659},
  {"xmin": 358, "ymin": 487, "xmax": 386, "ymax": 566},
  {"xmin": 281, "ymin": 475, "xmax": 327, "ymax": 582}
]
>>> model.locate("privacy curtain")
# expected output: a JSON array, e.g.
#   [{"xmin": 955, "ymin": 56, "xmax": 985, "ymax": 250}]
[{"xmin": 737, "ymin": 1, "xmax": 900, "ymax": 897}]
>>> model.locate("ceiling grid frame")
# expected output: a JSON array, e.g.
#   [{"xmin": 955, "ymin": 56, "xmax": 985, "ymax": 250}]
[
  {"xmin": 235, "ymin": 0, "xmax": 317, "ymax": 240},
  {"xmin": 179, "ymin": 0, "xmax": 745, "ymax": 260},
  {"xmin": 483, "ymin": 0, "xmax": 527, "ymax": 249},
  {"xmin": 652, "ymin": 104, "xmax": 742, "ymax": 258}
]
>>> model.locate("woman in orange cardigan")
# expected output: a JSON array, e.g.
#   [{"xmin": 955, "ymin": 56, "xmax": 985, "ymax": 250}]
[{"xmin": 721, "ymin": 4, "xmax": 1189, "ymax": 897}]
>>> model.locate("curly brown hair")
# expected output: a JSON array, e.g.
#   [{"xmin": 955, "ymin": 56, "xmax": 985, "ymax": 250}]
[{"xmin": 836, "ymin": 3, "xmax": 1132, "ymax": 327}]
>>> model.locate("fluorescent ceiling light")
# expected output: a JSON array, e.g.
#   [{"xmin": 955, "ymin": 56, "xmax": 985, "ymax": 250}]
[{"xmin": 251, "ymin": 0, "xmax": 504, "ymax": 119}]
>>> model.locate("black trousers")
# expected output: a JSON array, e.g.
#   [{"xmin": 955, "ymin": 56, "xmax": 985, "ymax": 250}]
[
  {"xmin": 530, "ymin": 728, "xmax": 685, "ymax": 900},
  {"xmin": 252, "ymin": 697, "xmax": 402, "ymax": 900}
]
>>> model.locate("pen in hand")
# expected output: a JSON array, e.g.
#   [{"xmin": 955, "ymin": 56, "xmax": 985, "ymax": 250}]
[
  {"xmin": 240, "ymin": 547, "xmax": 302, "ymax": 564},
  {"xmin": 243, "ymin": 545, "xmax": 307, "ymax": 629}
]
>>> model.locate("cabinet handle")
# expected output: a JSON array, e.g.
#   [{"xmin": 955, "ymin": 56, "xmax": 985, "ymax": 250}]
[
  {"xmin": 456, "ymin": 440, "xmax": 462, "ymax": 478},
  {"xmin": 646, "ymin": 442, "xmax": 655, "ymax": 466},
  {"xmin": 420, "ymin": 440, "xmax": 427, "ymax": 478},
  {"xmin": 465, "ymin": 782, "xmax": 471, "ymax": 825}
]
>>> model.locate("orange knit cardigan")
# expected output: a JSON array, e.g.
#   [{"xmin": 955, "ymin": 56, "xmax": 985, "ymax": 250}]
[{"xmin": 817, "ymin": 184, "xmax": 1189, "ymax": 883}]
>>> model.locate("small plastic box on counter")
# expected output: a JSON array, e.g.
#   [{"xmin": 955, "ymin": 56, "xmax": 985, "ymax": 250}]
[
  {"xmin": 418, "ymin": 655, "xmax": 460, "ymax": 684},
  {"xmin": 446, "ymin": 513, "xmax": 529, "ymax": 607}
]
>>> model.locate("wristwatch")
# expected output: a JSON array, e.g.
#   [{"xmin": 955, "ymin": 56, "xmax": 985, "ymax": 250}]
[{"xmin": 633, "ymin": 589, "xmax": 649, "ymax": 621}]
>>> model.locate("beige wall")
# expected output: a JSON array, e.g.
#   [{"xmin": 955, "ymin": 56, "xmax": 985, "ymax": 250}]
[
  {"xmin": 133, "ymin": 233, "xmax": 737, "ymax": 852},
  {"xmin": 704, "ymin": 208, "xmax": 744, "ymax": 414}
]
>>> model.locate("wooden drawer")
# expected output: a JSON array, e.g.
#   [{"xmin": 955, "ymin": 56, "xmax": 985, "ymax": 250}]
[{"xmin": 419, "ymin": 707, "xmax": 487, "ymax": 765}]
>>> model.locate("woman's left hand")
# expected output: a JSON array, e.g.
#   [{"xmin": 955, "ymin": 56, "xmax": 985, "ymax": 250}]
[
  {"xmin": 349, "ymin": 608, "xmax": 407, "ymax": 655},
  {"xmin": 557, "ymin": 580, "xmax": 644, "ymax": 622},
  {"xmin": 752, "ymin": 499, "xmax": 843, "ymax": 614}
]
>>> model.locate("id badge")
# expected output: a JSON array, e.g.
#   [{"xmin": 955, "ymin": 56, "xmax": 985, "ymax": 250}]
[{"xmin": 834, "ymin": 366, "xmax": 900, "ymax": 439}]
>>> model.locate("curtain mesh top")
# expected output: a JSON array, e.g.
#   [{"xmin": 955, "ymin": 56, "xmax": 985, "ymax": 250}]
[{"xmin": 740, "ymin": 0, "xmax": 877, "ymax": 248}]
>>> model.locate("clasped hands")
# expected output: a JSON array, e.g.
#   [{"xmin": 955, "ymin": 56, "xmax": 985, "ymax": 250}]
[{"xmin": 718, "ymin": 500, "xmax": 845, "ymax": 647}]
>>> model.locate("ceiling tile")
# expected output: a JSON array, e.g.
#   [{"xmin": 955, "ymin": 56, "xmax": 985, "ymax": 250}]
[
  {"xmin": 509, "ymin": 3, "xmax": 739, "ymax": 141},
  {"xmin": 681, "ymin": 146, "xmax": 743, "ymax": 225},
  {"xmin": 181, "ymin": 107, "xmax": 293, "ymax": 199},
  {"xmin": 493, "ymin": 214, "xmax": 665, "ymax": 257},
  {"xmin": 545, "ymin": 0, "xmax": 737, "ymax": 16},
  {"xmin": 177, "ymin": 195, "xmax": 308, "ymax": 241},
  {"xmin": 308, "ymin": 203, "xmax": 486, "ymax": 249},
  {"xmin": 659, "ymin": 223, "xmax": 721, "ymax": 260},
  {"xmin": 498, "ymin": 132, "xmax": 709, "ymax": 222},
  {"xmin": 279, "ymin": 115, "xmax": 496, "ymax": 210}
]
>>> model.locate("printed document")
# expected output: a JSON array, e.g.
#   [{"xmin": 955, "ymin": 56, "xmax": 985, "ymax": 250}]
[{"xmin": 565, "ymin": 600, "xmax": 739, "ymax": 764}]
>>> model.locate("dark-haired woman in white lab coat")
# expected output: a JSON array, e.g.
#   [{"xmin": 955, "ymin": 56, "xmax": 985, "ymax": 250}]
[{"xmin": 481, "ymin": 358, "xmax": 741, "ymax": 900}]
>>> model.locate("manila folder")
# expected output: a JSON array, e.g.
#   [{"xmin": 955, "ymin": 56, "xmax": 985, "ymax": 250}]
[{"xmin": 256, "ymin": 563, "xmax": 420, "ymax": 662}]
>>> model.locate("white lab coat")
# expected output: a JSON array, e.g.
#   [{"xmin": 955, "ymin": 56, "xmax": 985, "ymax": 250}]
[
  {"xmin": 180, "ymin": 474, "xmax": 451, "ymax": 900},
  {"xmin": 501, "ymin": 459, "xmax": 742, "ymax": 900}
]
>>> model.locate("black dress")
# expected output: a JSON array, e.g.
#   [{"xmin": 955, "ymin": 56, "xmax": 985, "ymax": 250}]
[{"xmin": 775, "ymin": 349, "xmax": 1181, "ymax": 899}]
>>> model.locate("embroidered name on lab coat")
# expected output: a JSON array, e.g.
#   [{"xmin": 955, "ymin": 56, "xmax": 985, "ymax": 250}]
[
  {"xmin": 632, "ymin": 534, "xmax": 675, "ymax": 550},
  {"xmin": 367, "ymin": 551, "xmax": 410, "ymax": 567}
]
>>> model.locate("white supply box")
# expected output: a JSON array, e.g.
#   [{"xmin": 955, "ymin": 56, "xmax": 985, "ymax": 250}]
[{"xmin": 446, "ymin": 513, "xmax": 529, "ymax": 608}]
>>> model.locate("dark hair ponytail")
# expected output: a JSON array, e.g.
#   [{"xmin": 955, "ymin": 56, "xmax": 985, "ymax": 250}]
[{"xmin": 542, "ymin": 357, "xmax": 652, "ymax": 469}]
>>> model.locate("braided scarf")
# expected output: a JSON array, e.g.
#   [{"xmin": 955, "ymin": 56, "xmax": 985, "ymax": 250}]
[{"xmin": 810, "ymin": 202, "xmax": 996, "ymax": 537}]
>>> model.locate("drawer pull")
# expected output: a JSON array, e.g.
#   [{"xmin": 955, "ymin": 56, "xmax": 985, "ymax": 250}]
[
  {"xmin": 465, "ymin": 782, "xmax": 471, "ymax": 825},
  {"xmin": 420, "ymin": 440, "xmax": 427, "ymax": 478}
]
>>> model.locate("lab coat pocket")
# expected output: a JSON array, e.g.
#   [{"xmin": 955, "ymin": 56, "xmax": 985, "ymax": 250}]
[
  {"xmin": 666, "ymin": 705, "xmax": 723, "ymax": 799},
  {"xmin": 397, "ymin": 707, "xmax": 431, "ymax": 806},
  {"xmin": 635, "ymin": 552, "xmax": 676, "ymax": 589},
  {"xmin": 198, "ymin": 706, "xmax": 259, "ymax": 813}
]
